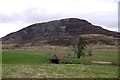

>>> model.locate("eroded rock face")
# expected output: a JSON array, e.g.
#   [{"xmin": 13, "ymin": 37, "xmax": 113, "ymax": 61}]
[{"xmin": 2, "ymin": 18, "xmax": 120, "ymax": 46}]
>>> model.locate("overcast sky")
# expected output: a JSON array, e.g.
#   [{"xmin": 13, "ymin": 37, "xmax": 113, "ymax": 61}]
[{"xmin": 0, "ymin": 0, "xmax": 119, "ymax": 38}]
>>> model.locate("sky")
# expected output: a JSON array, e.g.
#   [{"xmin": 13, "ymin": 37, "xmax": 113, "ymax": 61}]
[{"xmin": 0, "ymin": 0, "xmax": 119, "ymax": 38}]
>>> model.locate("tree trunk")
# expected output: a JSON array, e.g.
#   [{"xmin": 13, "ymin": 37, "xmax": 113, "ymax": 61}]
[{"xmin": 77, "ymin": 55, "xmax": 80, "ymax": 59}]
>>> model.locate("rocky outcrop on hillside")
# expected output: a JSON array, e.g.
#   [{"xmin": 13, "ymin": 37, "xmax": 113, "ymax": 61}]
[{"xmin": 2, "ymin": 18, "xmax": 120, "ymax": 47}]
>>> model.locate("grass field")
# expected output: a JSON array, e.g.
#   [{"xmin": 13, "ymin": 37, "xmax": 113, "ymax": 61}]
[
  {"xmin": 2, "ymin": 50, "xmax": 50, "ymax": 64},
  {"xmin": 2, "ymin": 64, "xmax": 118, "ymax": 78},
  {"xmin": 2, "ymin": 45, "xmax": 119, "ymax": 78},
  {"xmin": 2, "ymin": 49, "xmax": 118, "ymax": 64},
  {"xmin": 64, "ymin": 50, "xmax": 118, "ymax": 64}
]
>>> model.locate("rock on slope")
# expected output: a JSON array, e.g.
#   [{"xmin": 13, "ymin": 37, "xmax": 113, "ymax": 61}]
[{"xmin": 2, "ymin": 18, "xmax": 120, "ymax": 47}]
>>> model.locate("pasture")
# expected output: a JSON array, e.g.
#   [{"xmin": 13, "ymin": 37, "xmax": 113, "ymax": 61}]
[
  {"xmin": 2, "ymin": 45, "xmax": 119, "ymax": 78},
  {"xmin": 2, "ymin": 64, "xmax": 118, "ymax": 78}
]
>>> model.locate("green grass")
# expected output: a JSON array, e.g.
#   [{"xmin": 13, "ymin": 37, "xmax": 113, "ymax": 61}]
[
  {"xmin": 2, "ymin": 48, "xmax": 119, "ymax": 78},
  {"xmin": 2, "ymin": 64, "xmax": 118, "ymax": 78},
  {"xmin": 93, "ymin": 50, "xmax": 118, "ymax": 58},
  {"xmin": 64, "ymin": 50, "xmax": 118, "ymax": 64},
  {"xmin": 64, "ymin": 57, "xmax": 118, "ymax": 64},
  {"xmin": 2, "ymin": 49, "xmax": 118, "ymax": 64},
  {"xmin": 2, "ymin": 50, "xmax": 50, "ymax": 64},
  {"xmin": 15, "ymin": 48, "xmax": 70, "ymax": 55}
]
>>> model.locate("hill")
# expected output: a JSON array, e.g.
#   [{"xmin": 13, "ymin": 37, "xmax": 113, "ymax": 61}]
[{"xmin": 2, "ymin": 18, "xmax": 120, "ymax": 48}]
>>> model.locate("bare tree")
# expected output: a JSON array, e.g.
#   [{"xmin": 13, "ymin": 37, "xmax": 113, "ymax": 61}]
[{"xmin": 87, "ymin": 43, "xmax": 92, "ymax": 56}]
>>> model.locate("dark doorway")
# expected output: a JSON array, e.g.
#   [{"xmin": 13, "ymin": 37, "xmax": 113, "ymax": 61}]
[{"xmin": 51, "ymin": 59, "xmax": 59, "ymax": 64}]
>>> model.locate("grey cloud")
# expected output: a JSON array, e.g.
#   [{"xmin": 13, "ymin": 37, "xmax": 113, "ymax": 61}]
[
  {"xmin": 0, "ymin": 7, "xmax": 118, "ymax": 31},
  {"xmin": 70, "ymin": 11, "xmax": 118, "ymax": 29},
  {"xmin": 91, "ymin": 12, "xmax": 118, "ymax": 28},
  {"xmin": 0, "ymin": 8, "xmax": 65, "ymax": 24},
  {"xmin": 0, "ymin": 12, "xmax": 25, "ymax": 23},
  {"xmin": 22, "ymin": 8, "xmax": 65, "ymax": 23}
]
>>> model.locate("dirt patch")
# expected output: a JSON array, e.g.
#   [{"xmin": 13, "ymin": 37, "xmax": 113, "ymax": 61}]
[{"xmin": 91, "ymin": 61, "xmax": 112, "ymax": 64}]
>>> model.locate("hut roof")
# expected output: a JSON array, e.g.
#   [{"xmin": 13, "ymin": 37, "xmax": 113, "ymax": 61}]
[{"xmin": 55, "ymin": 54, "xmax": 64, "ymax": 60}]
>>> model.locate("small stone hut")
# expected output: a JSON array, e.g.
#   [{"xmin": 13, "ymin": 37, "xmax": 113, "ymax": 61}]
[{"xmin": 50, "ymin": 54, "xmax": 64, "ymax": 64}]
